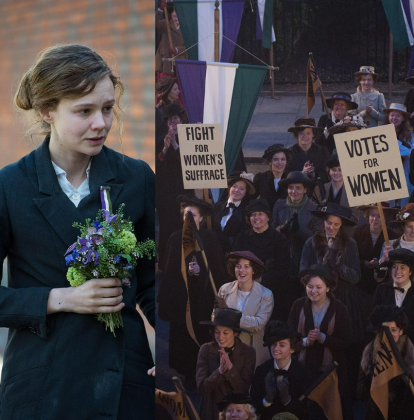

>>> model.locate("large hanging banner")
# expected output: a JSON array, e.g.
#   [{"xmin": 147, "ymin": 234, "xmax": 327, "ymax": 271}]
[
  {"xmin": 335, "ymin": 124, "xmax": 409, "ymax": 207},
  {"xmin": 177, "ymin": 123, "xmax": 227, "ymax": 189}
]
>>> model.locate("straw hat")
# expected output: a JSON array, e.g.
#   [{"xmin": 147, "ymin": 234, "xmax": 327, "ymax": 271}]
[
  {"xmin": 327, "ymin": 115, "xmax": 368, "ymax": 135},
  {"xmin": 383, "ymin": 103, "xmax": 411, "ymax": 119},
  {"xmin": 394, "ymin": 203, "xmax": 414, "ymax": 223},
  {"xmin": 355, "ymin": 65, "xmax": 379, "ymax": 77}
]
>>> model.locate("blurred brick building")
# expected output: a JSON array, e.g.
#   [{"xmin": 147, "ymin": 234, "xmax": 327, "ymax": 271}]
[{"xmin": 0, "ymin": 0, "xmax": 154, "ymax": 169}]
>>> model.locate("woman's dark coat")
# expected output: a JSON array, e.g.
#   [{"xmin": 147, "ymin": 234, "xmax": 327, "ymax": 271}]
[
  {"xmin": 250, "ymin": 358, "xmax": 311, "ymax": 420},
  {"xmin": 157, "ymin": 228, "xmax": 226, "ymax": 378},
  {"xmin": 0, "ymin": 140, "xmax": 155, "ymax": 419},
  {"xmin": 314, "ymin": 114, "xmax": 336, "ymax": 154},
  {"xmin": 196, "ymin": 337, "xmax": 256, "ymax": 420},
  {"xmin": 252, "ymin": 170, "xmax": 288, "ymax": 211}
]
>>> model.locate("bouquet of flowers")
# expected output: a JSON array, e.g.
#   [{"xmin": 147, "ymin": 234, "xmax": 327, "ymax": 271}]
[{"xmin": 64, "ymin": 187, "xmax": 155, "ymax": 335}]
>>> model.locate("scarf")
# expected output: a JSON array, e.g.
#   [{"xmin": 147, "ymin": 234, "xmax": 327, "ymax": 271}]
[{"xmin": 286, "ymin": 194, "xmax": 309, "ymax": 217}]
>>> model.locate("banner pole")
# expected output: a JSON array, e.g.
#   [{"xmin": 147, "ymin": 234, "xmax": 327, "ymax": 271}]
[
  {"xmin": 389, "ymin": 30, "xmax": 393, "ymax": 100},
  {"xmin": 214, "ymin": 1, "xmax": 220, "ymax": 62},
  {"xmin": 270, "ymin": 44, "xmax": 275, "ymax": 99},
  {"xmin": 319, "ymin": 86, "xmax": 330, "ymax": 120},
  {"xmin": 377, "ymin": 202, "xmax": 390, "ymax": 246},
  {"xmin": 203, "ymin": 189, "xmax": 212, "ymax": 230},
  {"xmin": 164, "ymin": 6, "xmax": 175, "ymax": 72}
]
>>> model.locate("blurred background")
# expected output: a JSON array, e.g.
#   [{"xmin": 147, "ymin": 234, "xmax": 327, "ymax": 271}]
[{"xmin": 0, "ymin": 0, "xmax": 155, "ymax": 375}]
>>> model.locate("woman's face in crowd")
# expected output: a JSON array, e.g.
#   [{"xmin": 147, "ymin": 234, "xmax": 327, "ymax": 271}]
[
  {"xmin": 368, "ymin": 209, "xmax": 381, "ymax": 231},
  {"xmin": 168, "ymin": 83, "xmax": 180, "ymax": 102},
  {"xmin": 270, "ymin": 152, "xmax": 287, "ymax": 174},
  {"xmin": 388, "ymin": 321, "xmax": 403, "ymax": 343},
  {"xmin": 297, "ymin": 128, "xmax": 314, "ymax": 149},
  {"xmin": 235, "ymin": 258, "xmax": 254, "ymax": 285},
  {"xmin": 403, "ymin": 221, "xmax": 414, "ymax": 241},
  {"xmin": 249, "ymin": 212, "xmax": 269, "ymax": 233},
  {"xmin": 306, "ymin": 276, "xmax": 329, "ymax": 304},
  {"xmin": 324, "ymin": 215, "xmax": 342, "ymax": 237},
  {"xmin": 333, "ymin": 100, "xmax": 347, "ymax": 119},
  {"xmin": 183, "ymin": 206, "xmax": 203, "ymax": 227},
  {"xmin": 392, "ymin": 263, "xmax": 412, "ymax": 288},
  {"xmin": 224, "ymin": 404, "xmax": 250, "ymax": 420},
  {"xmin": 229, "ymin": 181, "xmax": 247, "ymax": 202},
  {"xmin": 214, "ymin": 326, "xmax": 236, "ymax": 348},
  {"xmin": 167, "ymin": 114, "xmax": 182, "ymax": 135},
  {"xmin": 329, "ymin": 166, "xmax": 342, "ymax": 183},
  {"xmin": 388, "ymin": 111, "xmax": 404, "ymax": 128},
  {"xmin": 360, "ymin": 74, "xmax": 374, "ymax": 92},
  {"xmin": 287, "ymin": 183, "xmax": 307, "ymax": 204},
  {"xmin": 270, "ymin": 339, "xmax": 294, "ymax": 363},
  {"xmin": 45, "ymin": 75, "xmax": 115, "ymax": 158}
]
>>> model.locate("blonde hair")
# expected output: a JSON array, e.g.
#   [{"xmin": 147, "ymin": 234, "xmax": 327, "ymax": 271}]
[{"xmin": 218, "ymin": 404, "xmax": 258, "ymax": 420}]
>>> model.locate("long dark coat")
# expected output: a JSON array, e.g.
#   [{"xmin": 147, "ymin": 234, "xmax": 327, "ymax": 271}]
[
  {"xmin": 0, "ymin": 139, "xmax": 155, "ymax": 419},
  {"xmin": 252, "ymin": 170, "xmax": 288, "ymax": 211},
  {"xmin": 314, "ymin": 114, "xmax": 336, "ymax": 154},
  {"xmin": 196, "ymin": 337, "xmax": 256, "ymax": 420},
  {"xmin": 157, "ymin": 228, "xmax": 226, "ymax": 378},
  {"xmin": 250, "ymin": 358, "xmax": 311, "ymax": 420}
]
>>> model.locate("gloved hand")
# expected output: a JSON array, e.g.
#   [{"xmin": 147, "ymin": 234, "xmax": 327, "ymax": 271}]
[
  {"xmin": 264, "ymin": 372, "xmax": 277, "ymax": 403},
  {"xmin": 276, "ymin": 377, "xmax": 291, "ymax": 406},
  {"xmin": 291, "ymin": 213, "xmax": 300, "ymax": 233},
  {"xmin": 335, "ymin": 251, "xmax": 343, "ymax": 267},
  {"xmin": 279, "ymin": 219, "xmax": 291, "ymax": 236}
]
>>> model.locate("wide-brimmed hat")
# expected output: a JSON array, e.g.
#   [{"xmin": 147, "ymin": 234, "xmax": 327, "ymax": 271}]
[
  {"xmin": 227, "ymin": 171, "xmax": 256, "ymax": 195},
  {"xmin": 355, "ymin": 65, "xmax": 379, "ymax": 77},
  {"xmin": 162, "ymin": 102, "xmax": 187, "ymax": 120},
  {"xmin": 287, "ymin": 118, "xmax": 323, "ymax": 134},
  {"xmin": 368, "ymin": 305, "xmax": 408, "ymax": 333},
  {"xmin": 200, "ymin": 308, "xmax": 249, "ymax": 333},
  {"xmin": 278, "ymin": 171, "xmax": 314, "ymax": 190},
  {"xmin": 246, "ymin": 199, "xmax": 272, "ymax": 217},
  {"xmin": 263, "ymin": 320, "xmax": 302, "ymax": 347},
  {"xmin": 217, "ymin": 392, "xmax": 253, "ymax": 412},
  {"xmin": 328, "ymin": 115, "xmax": 368, "ymax": 135},
  {"xmin": 311, "ymin": 203, "xmax": 356, "ymax": 226},
  {"xmin": 156, "ymin": 77, "xmax": 177, "ymax": 98},
  {"xmin": 177, "ymin": 194, "xmax": 213, "ymax": 215},
  {"xmin": 325, "ymin": 92, "xmax": 358, "ymax": 110},
  {"xmin": 383, "ymin": 103, "xmax": 411, "ymax": 119},
  {"xmin": 262, "ymin": 143, "xmax": 292, "ymax": 162},
  {"xmin": 226, "ymin": 250, "xmax": 264, "ymax": 268},
  {"xmin": 379, "ymin": 248, "xmax": 414, "ymax": 269},
  {"xmin": 357, "ymin": 202, "xmax": 399, "ymax": 213},
  {"xmin": 298, "ymin": 264, "xmax": 338, "ymax": 290},
  {"xmin": 394, "ymin": 203, "xmax": 414, "ymax": 223},
  {"xmin": 406, "ymin": 69, "xmax": 414, "ymax": 85}
]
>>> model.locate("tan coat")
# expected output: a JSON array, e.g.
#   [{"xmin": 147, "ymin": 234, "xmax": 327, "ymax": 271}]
[
  {"xmin": 217, "ymin": 280, "xmax": 274, "ymax": 367},
  {"xmin": 155, "ymin": 10, "xmax": 188, "ymax": 74}
]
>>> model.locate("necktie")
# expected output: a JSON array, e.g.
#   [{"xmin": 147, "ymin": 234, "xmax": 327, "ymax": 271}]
[
  {"xmin": 228, "ymin": 202, "xmax": 235, "ymax": 209},
  {"xmin": 335, "ymin": 119, "xmax": 340, "ymax": 123},
  {"xmin": 328, "ymin": 237, "xmax": 335, "ymax": 249},
  {"xmin": 222, "ymin": 202, "xmax": 236, "ymax": 217},
  {"xmin": 394, "ymin": 286, "xmax": 405, "ymax": 293}
]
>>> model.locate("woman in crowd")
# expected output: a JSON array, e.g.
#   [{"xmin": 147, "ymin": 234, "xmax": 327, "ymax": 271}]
[
  {"xmin": 197, "ymin": 308, "xmax": 256, "ymax": 420},
  {"xmin": 250, "ymin": 320, "xmax": 310, "ymax": 420},
  {"xmin": 155, "ymin": 77, "xmax": 181, "ymax": 138},
  {"xmin": 384, "ymin": 103, "xmax": 414, "ymax": 207},
  {"xmin": 215, "ymin": 250, "xmax": 274, "ymax": 367},
  {"xmin": 0, "ymin": 44, "xmax": 155, "ymax": 419},
  {"xmin": 374, "ymin": 248, "xmax": 414, "ymax": 342},
  {"xmin": 358, "ymin": 305, "xmax": 414, "ymax": 419},
  {"xmin": 314, "ymin": 92, "xmax": 358, "ymax": 153},
  {"xmin": 288, "ymin": 265, "xmax": 353, "ymax": 420},
  {"xmin": 253, "ymin": 144, "xmax": 291, "ymax": 211},
  {"xmin": 217, "ymin": 392, "xmax": 258, "ymax": 420},
  {"xmin": 272, "ymin": 171, "xmax": 322, "ymax": 312},
  {"xmin": 234, "ymin": 199, "xmax": 289, "ymax": 320},
  {"xmin": 213, "ymin": 172, "xmax": 256, "ymax": 253},
  {"xmin": 157, "ymin": 195, "xmax": 226, "ymax": 383},
  {"xmin": 286, "ymin": 119, "xmax": 330, "ymax": 185},
  {"xmin": 351, "ymin": 66, "xmax": 386, "ymax": 128}
]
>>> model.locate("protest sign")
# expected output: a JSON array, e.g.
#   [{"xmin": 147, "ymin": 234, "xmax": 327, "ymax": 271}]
[
  {"xmin": 334, "ymin": 124, "xmax": 409, "ymax": 207},
  {"xmin": 177, "ymin": 124, "xmax": 227, "ymax": 189}
]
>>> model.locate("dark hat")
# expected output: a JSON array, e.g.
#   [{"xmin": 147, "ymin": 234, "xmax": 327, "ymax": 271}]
[
  {"xmin": 394, "ymin": 203, "xmax": 414, "ymax": 223},
  {"xmin": 227, "ymin": 171, "xmax": 256, "ymax": 195},
  {"xmin": 357, "ymin": 202, "xmax": 399, "ymax": 213},
  {"xmin": 325, "ymin": 152, "xmax": 340, "ymax": 169},
  {"xmin": 311, "ymin": 203, "xmax": 356, "ymax": 226},
  {"xmin": 156, "ymin": 77, "xmax": 177, "ymax": 97},
  {"xmin": 262, "ymin": 143, "xmax": 292, "ymax": 162},
  {"xmin": 226, "ymin": 250, "xmax": 264, "ymax": 268},
  {"xmin": 278, "ymin": 171, "xmax": 314, "ymax": 190},
  {"xmin": 406, "ymin": 69, "xmax": 414, "ymax": 85},
  {"xmin": 200, "ymin": 308, "xmax": 249, "ymax": 333},
  {"xmin": 263, "ymin": 320, "xmax": 302, "ymax": 347},
  {"xmin": 325, "ymin": 92, "xmax": 358, "ymax": 110},
  {"xmin": 355, "ymin": 65, "xmax": 379, "ymax": 77},
  {"xmin": 246, "ymin": 199, "xmax": 272, "ymax": 217},
  {"xmin": 161, "ymin": 102, "xmax": 187, "ymax": 120},
  {"xmin": 298, "ymin": 264, "xmax": 338, "ymax": 290},
  {"xmin": 383, "ymin": 103, "xmax": 411, "ymax": 118},
  {"xmin": 177, "ymin": 194, "xmax": 213, "ymax": 215},
  {"xmin": 217, "ymin": 392, "xmax": 253, "ymax": 412},
  {"xmin": 287, "ymin": 118, "xmax": 323, "ymax": 134},
  {"xmin": 379, "ymin": 248, "xmax": 414, "ymax": 269},
  {"xmin": 328, "ymin": 115, "xmax": 368, "ymax": 135},
  {"xmin": 368, "ymin": 305, "xmax": 408, "ymax": 333}
]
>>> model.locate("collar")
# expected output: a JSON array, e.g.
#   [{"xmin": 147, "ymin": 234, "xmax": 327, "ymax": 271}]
[
  {"xmin": 274, "ymin": 359, "xmax": 292, "ymax": 371},
  {"xmin": 393, "ymin": 281, "xmax": 411, "ymax": 293},
  {"xmin": 227, "ymin": 199, "xmax": 241, "ymax": 207},
  {"xmin": 51, "ymin": 159, "xmax": 92, "ymax": 178}
]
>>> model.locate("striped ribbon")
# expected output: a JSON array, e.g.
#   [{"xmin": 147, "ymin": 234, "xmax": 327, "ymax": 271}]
[{"xmin": 100, "ymin": 186, "xmax": 113, "ymax": 214}]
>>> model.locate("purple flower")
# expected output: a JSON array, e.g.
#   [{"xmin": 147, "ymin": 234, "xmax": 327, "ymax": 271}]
[
  {"xmin": 65, "ymin": 254, "xmax": 75, "ymax": 266},
  {"xmin": 122, "ymin": 278, "xmax": 131, "ymax": 287},
  {"xmin": 78, "ymin": 237, "xmax": 93, "ymax": 253},
  {"xmin": 90, "ymin": 235, "xmax": 104, "ymax": 245},
  {"xmin": 103, "ymin": 209, "xmax": 118, "ymax": 225},
  {"xmin": 93, "ymin": 221, "xmax": 103, "ymax": 230},
  {"xmin": 86, "ymin": 250, "xmax": 100, "ymax": 266},
  {"xmin": 64, "ymin": 242, "xmax": 77, "ymax": 256}
]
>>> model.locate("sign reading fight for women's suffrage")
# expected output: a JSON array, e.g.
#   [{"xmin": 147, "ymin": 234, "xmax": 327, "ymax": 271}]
[
  {"xmin": 177, "ymin": 124, "xmax": 227, "ymax": 189},
  {"xmin": 335, "ymin": 124, "xmax": 408, "ymax": 207}
]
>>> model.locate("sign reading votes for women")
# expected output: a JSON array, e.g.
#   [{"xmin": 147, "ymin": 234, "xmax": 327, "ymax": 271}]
[
  {"xmin": 177, "ymin": 123, "xmax": 227, "ymax": 189},
  {"xmin": 335, "ymin": 124, "xmax": 408, "ymax": 207}
]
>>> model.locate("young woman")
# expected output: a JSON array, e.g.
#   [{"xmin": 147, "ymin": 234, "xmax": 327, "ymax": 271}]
[
  {"xmin": 197, "ymin": 308, "xmax": 256, "ymax": 420},
  {"xmin": 0, "ymin": 44, "xmax": 155, "ymax": 419}
]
